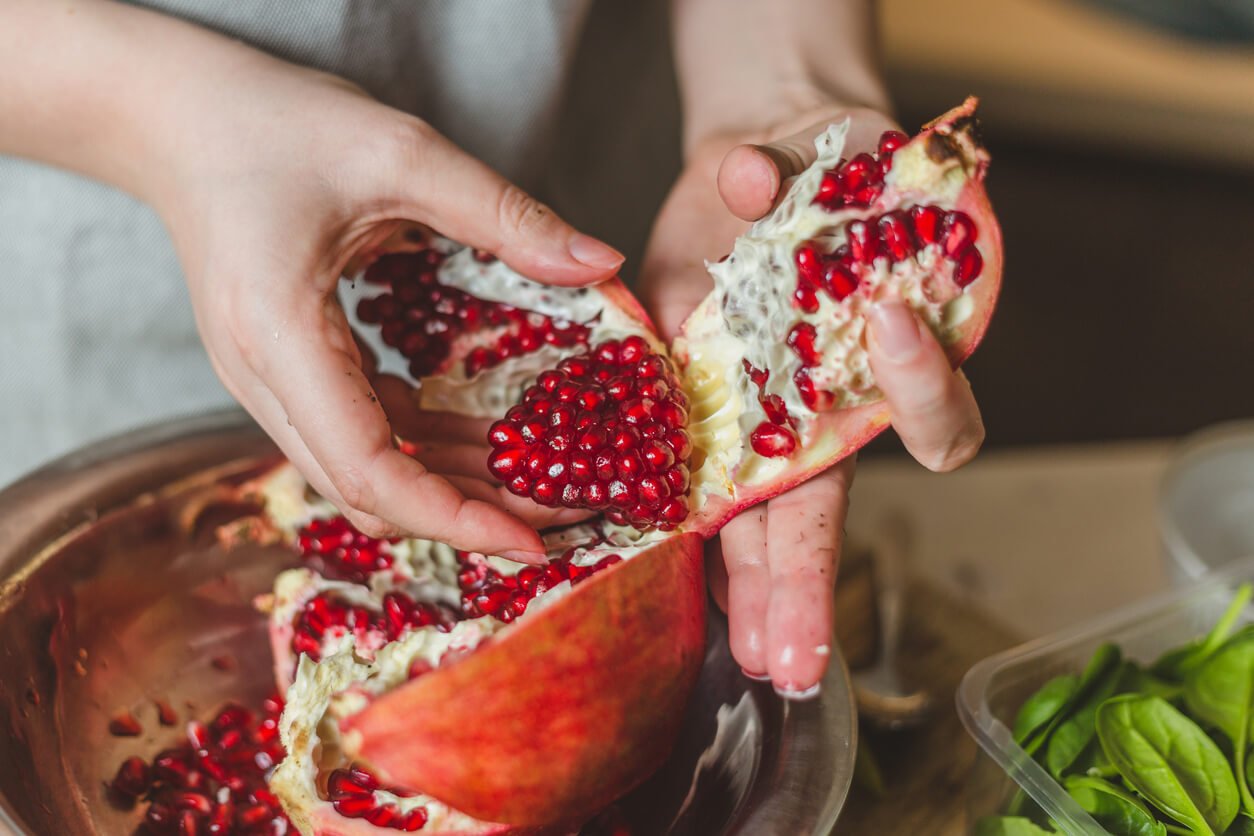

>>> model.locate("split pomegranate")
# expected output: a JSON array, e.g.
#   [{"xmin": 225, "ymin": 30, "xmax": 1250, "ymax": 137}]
[{"xmin": 237, "ymin": 99, "xmax": 1000, "ymax": 833}]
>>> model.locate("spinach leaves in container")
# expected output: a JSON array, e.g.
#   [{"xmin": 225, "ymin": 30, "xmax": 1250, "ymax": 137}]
[{"xmin": 978, "ymin": 584, "xmax": 1254, "ymax": 836}]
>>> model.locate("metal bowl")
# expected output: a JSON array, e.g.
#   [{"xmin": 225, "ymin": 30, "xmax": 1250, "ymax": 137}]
[{"xmin": 0, "ymin": 412, "xmax": 855, "ymax": 835}]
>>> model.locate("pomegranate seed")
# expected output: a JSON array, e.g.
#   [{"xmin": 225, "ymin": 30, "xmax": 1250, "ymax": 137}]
[
  {"xmin": 878, "ymin": 211, "xmax": 915, "ymax": 262},
  {"xmin": 942, "ymin": 210, "xmax": 977, "ymax": 257},
  {"xmin": 822, "ymin": 259, "xmax": 859, "ymax": 301},
  {"xmin": 795, "ymin": 244, "xmax": 824, "ymax": 285},
  {"xmin": 404, "ymin": 808, "xmax": 430, "ymax": 830},
  {"xmin": 909, "ymin": 205, "xmax": 945, "ymax": 245},
  {"xmin": 878, "ymin": 129, "xmax": 909, "ymax": 157},
  {"xmin": 793, "ymin": 280, "xmax": 821, "ymax": 313},
  {"xmin": 953, "ymin": 246, "xmax": 984, "ymax": 287},
  {"xmin": 794, "ymin": 368, "xmax": 837, "ymax": 412},
  {"xmin": 750, "ymin": 422, "xmax": 798, "ymax": 458},
  {"xmin": 814, "ymin": 169, "xmax": 845, "ymax": 207},
  {"xmin": 846, "ymin": 219, "xmax": 881, "ymax": 263},
  {"xmin": 109, "ymin": 711, "xmax": 142, "ymax": 737},
  {"xmin": 110, "ymin": 756, "xmax": 150, "ymax": 799},
  {"xmin": 786, "ymin": 323, "xmax": 822, "ymax": 366}
]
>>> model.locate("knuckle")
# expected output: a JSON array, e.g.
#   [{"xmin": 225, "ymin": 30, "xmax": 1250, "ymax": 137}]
[
  {"xmin": 343, "ymin": 509, "xmax": 398, "ymax": 540},
  {"xmin": 329, "ymin": 465, "xmax": 376, "ymax": 515},
  {"xmin": 496, "ymin": 185, "xmax": 552, "ymax": 238},
  {"xmin": 920, "ymin": 425, "xmax": 985, "ymax": 473}
]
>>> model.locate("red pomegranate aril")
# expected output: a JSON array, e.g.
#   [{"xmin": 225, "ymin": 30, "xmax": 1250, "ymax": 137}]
[
  {"xmin": 487, "ymin": 421, "xmax": 522, "ymax": 447},
  {"xmin": 843, "ymin": 153, "xmax": 880, "ymax": 191},
  {"xmin": 110, "ymin": 756, "xmax": 151, "ymax": 799},
  {"xmin": 109, "ymin": 711, "xmax": 142, "ymax": 737},
  {"xmin": 814, "ymin": 170, "xmax": 845, "ymax": 207},
  {"xmin": 954, "ymin": 246, "xmax": 984, "ymax": 287},
  {"xmin": 909, "ymin": 205, "xmax": 945, "ymax": 245},
  {"xmin": 794, "ymin": 368, "xmax": 837, "ymax": 412},
  {"xmin": 795, "ymin": 244, "xmax": 824, "ymax": 286},
  {"xmin": 584, "ymin": 482, "xmax": 609, "ymax": 508},
  {"xmin": 786, "ymin": 322, "xmax": 822, "ymax": 365},
  {"xmin": 942, "ymin": 210, "xmax": 977, "ymax": 257},
  {"xmin": 846, "ymin": 219, "xmax": 881, "ymax": 263},
  {"xmin": 823, "ymin": 259, "xmax": 860, "ymax": 301},
  {"xmin": 794, "ymin": 280, "xmax": 821, "ymax": 313},
  {"xmin": 878, "ymin": 211, "xmax": 915, "ymax": 262},
  {"xmin": 750, "ymin": 422, "xmax": 798, "ymax": 458},
  {"xmin": 877, "ymin": 130, "xmax": 909, "ymax": 160},
  {"xmin": 532, "ymin": 478, "xmax": 560, "ymax": 505},
  {"xmin": 404, "ymin": 808, "xmax": 430, "ymax": 830}
]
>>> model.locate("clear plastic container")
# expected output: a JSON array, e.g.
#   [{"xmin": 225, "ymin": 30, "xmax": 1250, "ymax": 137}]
[
  {"xmin": 957, "ymin": 556, "xmax": 1254, "ymax": 835},
  {"xmin": 1159, "ymin": 420, "xmax": 1254, "ymax": 582}
]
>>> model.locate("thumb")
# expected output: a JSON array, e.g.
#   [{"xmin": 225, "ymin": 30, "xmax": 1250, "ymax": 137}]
[
  {"xmin": 391, "ymin": 125, "xmax": 624, "ymax": 286},
  {"xmin": 717, "ymin": 108, "xmax": 899, "ymax": 222}
]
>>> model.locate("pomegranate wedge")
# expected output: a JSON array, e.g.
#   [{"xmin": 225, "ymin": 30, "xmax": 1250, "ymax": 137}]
[{"xmin": 244, "ymin": 99, "xmax": 1002, "ymax": 833}]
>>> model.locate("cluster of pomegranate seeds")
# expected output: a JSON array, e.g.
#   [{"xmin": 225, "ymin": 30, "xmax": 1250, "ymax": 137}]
[
  {"xmin": 741, "ymin": 361, "xmax": 798, "ymax": 458},
  {"xmin": 793, "ymin": 204, "xmax": 982, "ymax": 317},
  {"xmin": 325, "ymin": 766, "xmax": 429, "ymax": 831},
  {"xmin": 295, "ymin": 516, "xmax": 396, "ymax": 584},
  {"xmin": 107, "ymin": 697, "xmax": 289, "ymax": 835},
  {"xmin": 457, "ymin": 548, "xmax": 622, "ymax": 622},
  {"xmin": 291, "ymin": 590, "xmax": 456, "ymax": 663},
  {"xmin": 354, "ymin": 251, "xmax": 590, "ymax": 379},
  {"xmin": 486, "ymin": 335, "xmax": 693, "ymax": 530},
  {"xmin": 811, "ymin": 130, "xmax": 907, "ymax": 212}
]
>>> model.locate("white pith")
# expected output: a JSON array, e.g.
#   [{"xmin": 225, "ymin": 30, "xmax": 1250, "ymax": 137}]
[
  {"xmin": 270, "ymin": 629, "xmax": 501, "ymax": 835},
  {"xmin": 677, "ymin": 119, "xmax": 986, "ymax": 505},
  {"xmin": 341, "ymin": 246, "xmax": 655, "ymax": 419}
]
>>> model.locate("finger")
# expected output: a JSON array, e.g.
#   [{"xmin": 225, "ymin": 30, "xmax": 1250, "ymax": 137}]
[
  {"xmin": 216, "ymin": 358, "xmax": 405, "ymax": 539},
  {"xmin": 867, "ymin": 302, "xmax": 985, "ymax": 473},
  {"xmin": 720, "ymin": 507, "xmax": 771, "ymax": 679},
  {"xmin": 444, "ymin": 475, "xmax": 597, "ymax": 531},
  {"xmin": 717, "ymin": 109, "xmax": 899, "ymax": 221},
  {"xmin": 764, "ymin": 459, "xmax": 855, "ymax": 697},
  {"xmin": 705, "ymin": 541, "xmax": 729, "ymax": 613},
  {"xmin": 393, "ymin": 125, "xmax": 624, "ymax": 285},
  {"xmin": 371, "ymin": 376, "xmax": 497, "ymax": 446},
  {"xmin": 257, "ymin": 308, "xmax": 548, "ymax": 561},
  {"xmin": 410, "ymin": 443, "xmax": 495, "ymax": 482}
]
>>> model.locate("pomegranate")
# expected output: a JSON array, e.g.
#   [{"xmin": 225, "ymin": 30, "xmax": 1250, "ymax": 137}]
[{"xmin": 241, "ymin": 99, "xmax": 999, "ymax": 831}]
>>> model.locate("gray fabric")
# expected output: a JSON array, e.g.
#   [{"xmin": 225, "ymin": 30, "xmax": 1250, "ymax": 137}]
[{"xmin": 0, "ymin": 0, "xmax": 681, "ymax": 487}]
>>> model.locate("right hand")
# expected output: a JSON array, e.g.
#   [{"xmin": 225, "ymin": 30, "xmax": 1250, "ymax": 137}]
[{"xmin": 144, "ymin": 55, "xmax": 622, "ymax": 562}]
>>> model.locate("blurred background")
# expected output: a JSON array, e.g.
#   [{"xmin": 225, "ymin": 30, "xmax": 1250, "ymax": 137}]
[{"xmin": 881, "ymin": 0, "xmax": 1254, "ymax": 448}]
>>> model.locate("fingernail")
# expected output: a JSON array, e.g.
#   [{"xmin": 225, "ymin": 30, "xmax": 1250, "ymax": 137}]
[
  {"xmin": 568, "ymin": 233, "xmax": 624, "ymax": 270},
  {"xmin": 501, "ymin": 549, "xmax": 547, "ymax": 565},
  {"xmin": 741, "ymin": 668, "xmax": 772, "ymax": 682},
  {"xmin": 774, "ymin": 682, "xmax": 822, "ymax": 701},
  {"xmin": 868, "ymin": 302, "xmax": 923, "ymax": 363}
]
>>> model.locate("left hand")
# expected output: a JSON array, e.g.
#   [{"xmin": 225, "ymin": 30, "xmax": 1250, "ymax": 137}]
[{"xmin": 639, "ymin": 106, "xmax": 986, "ymax": 697}]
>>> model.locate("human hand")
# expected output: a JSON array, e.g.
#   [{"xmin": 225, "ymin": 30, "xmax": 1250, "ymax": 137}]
[
  {"xmin": 143, "ymin": 51, "xmax": 622, "ymax": 560},
  {"xmin": 639, "ymin": 107, "xmax": 985, "ymax": 695}
]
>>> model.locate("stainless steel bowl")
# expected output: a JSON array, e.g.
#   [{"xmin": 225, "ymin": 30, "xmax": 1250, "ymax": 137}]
[{"xmin": 0, "ymin": 412, "xmax": 856, "ymax": 835}]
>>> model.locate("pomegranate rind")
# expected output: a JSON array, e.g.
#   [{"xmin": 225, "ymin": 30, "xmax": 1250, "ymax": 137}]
[
  {"xmin": 681, "ymin": 96, "xmax": 1002, "ymax": 536},
  {"xmin": 340, "ymin": 533, "xmax": 707, "ymax": 827}
]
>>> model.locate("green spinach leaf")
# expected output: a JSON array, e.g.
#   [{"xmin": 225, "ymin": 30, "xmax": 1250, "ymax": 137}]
[
  {"xmin": 1024, "ymin": 644, "xmax": 1122, "ymax": 757},
  {"xmin": 1097, "ymin": 694, "xmax": 1240, "ymax": 836},
  {"xmin": 1186, "ymin": 631, "xmax": 1254, "ymax": 815},
  {"xmin": 973, "ymin": 816, "xmax": 1058, "ymax": 835},
  {"xmin": 1015, "ymin": 674, "xmax": 1080, "ymax": 745},
  {"xmin": 1047, "ymin": 660, "xmax": 1125, "ymax": 778},
  {"xmin": 1153, "ymin": 584, "xmax": 1253, "ymax": 682},
  {"xmin": 1065, "ymin": 775, "xmax": 1168, "ymax": 836},
  {"xmin": 1225, "ymin": 815, "xmax": 1254, "ymax": 835}
]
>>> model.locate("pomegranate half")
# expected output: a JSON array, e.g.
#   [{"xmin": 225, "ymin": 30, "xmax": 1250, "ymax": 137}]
[{"xmin": 249, "ymin": 99, "xmax": 1000, "ymax": 833}]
